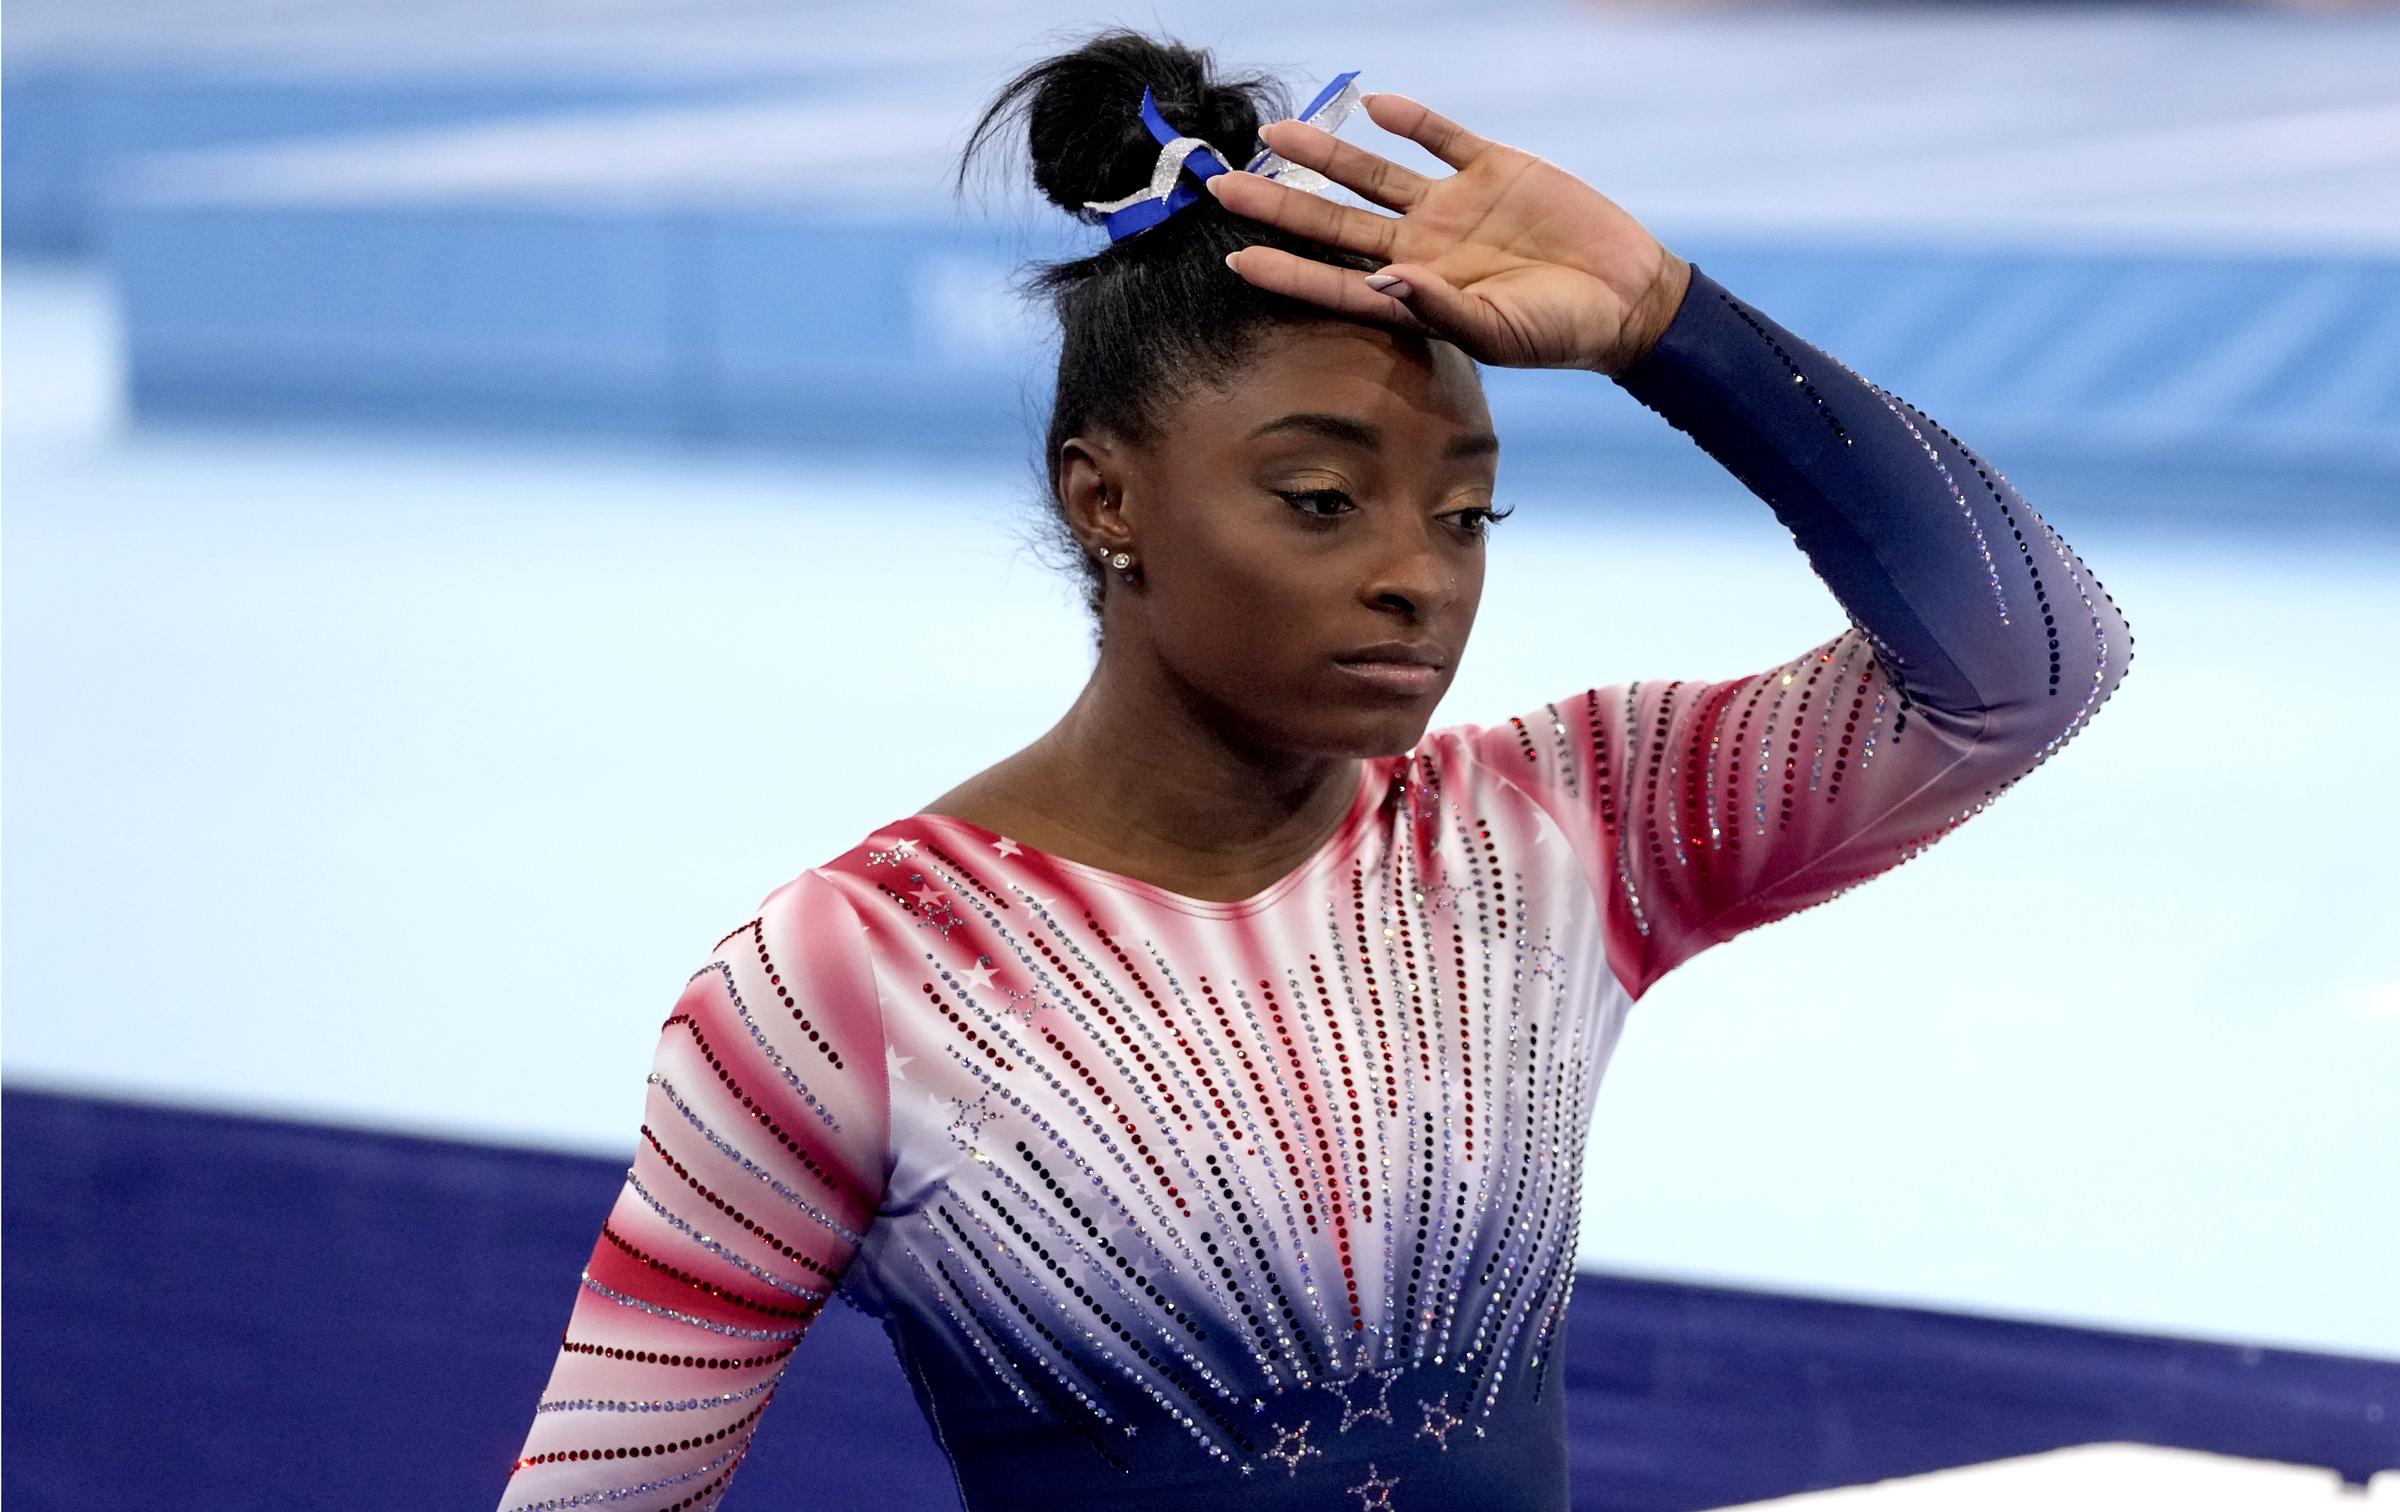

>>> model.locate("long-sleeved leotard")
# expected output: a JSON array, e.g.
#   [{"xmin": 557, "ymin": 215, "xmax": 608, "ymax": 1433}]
[{"xmin": 494, "ymin": 263, "xmax": 2132, "ymax": 1512}]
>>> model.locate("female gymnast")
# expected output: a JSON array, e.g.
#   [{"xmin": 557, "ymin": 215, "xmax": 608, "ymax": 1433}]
[{"xmin": 495, "ymin": 29, "xmax": 2132, "ymax": 1512}]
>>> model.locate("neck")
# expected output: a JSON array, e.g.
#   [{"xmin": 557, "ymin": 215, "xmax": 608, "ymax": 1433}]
[{"xmin": 1016, "ymin": 645, "xmax": 1364, "ymax": 890}]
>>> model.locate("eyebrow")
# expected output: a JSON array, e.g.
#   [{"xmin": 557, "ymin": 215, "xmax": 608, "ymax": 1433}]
[{"xmin": 1246, "ymin": 412, "xmax": 1501, "ymax": 461}]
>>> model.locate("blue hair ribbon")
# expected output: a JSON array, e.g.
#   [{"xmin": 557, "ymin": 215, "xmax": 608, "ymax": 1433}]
[{"xmin": 1080, "ymin": 70, "xmax": 1363, "ymax": 243}]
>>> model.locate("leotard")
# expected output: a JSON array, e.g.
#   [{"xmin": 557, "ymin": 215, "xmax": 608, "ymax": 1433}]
[{"xmin": 493, "ymin": 263, "xmax": 2134, "ymax": 1512}]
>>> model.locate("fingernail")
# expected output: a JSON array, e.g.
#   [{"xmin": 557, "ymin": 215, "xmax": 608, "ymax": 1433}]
[
  {"xmin": 1365, "ymin": 273, "xmax": 1413, "ymax": 299},
  {"xmin": 1224, "ymin": 253, "xmax": 1242, "ymax": 272},
  {"xmin": 1204, "ymin": 176, "xmax": 1225, "ymax": 196}
]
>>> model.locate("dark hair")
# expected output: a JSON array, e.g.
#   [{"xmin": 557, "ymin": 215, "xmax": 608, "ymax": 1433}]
[{"xmin": 958, "ymin": 29, "xmax": 1387, "ymax": 635}]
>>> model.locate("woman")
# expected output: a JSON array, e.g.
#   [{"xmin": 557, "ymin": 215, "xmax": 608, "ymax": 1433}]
[{"xmin": 494, "ymin": 30, "xmax": 2131, "ymax": 1512}]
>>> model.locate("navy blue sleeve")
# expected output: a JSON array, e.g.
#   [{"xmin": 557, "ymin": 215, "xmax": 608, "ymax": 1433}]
[{"xmin": 1461, "ymin": 262, "xmax": 2136, "ymax": 1000}]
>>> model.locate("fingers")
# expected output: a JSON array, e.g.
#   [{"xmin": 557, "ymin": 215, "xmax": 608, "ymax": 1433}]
[
  {"xmin": 1254, "ymin": 117, "xmax": 1428, "ymax": 211},
  {"xmin": 1360, "ymin": 91, "xmax": 1493, "ymax": 171},
  {"xmin": 1222, "ymin": 247, "xmax": 1429, "ymax": 334},
  {"xmin": 1206, "ymin": 172, "xmax": 1399, "ymax": 262}
]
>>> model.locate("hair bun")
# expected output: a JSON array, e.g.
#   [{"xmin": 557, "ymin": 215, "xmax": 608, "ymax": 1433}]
[{"xmin": 963, "ymin": 29, "xmax": 1285, "ymax": 219}]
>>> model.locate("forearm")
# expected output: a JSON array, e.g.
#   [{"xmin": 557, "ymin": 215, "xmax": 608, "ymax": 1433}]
[{"xmin": 1608, "ymin": 262, "xmax": 2133, "ymax": 739}]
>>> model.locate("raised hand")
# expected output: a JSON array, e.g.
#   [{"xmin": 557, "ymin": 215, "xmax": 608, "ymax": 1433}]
[{"xmin": 1206, "ymin": 91, "xmax": 1691, "ymax": 377}]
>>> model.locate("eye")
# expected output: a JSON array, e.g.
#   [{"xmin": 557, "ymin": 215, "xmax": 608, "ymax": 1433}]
[
  {"xmin": 1276, "ymin": 488, "xmax": 1356, "ymax": 522},
  {"xmin": 1444, "ymin": 502, "xmax": 1516, "ymax": 537}
]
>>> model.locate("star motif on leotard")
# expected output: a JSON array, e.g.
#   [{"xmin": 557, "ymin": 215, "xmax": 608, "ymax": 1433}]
[
  {"xmin": 910, "ymin": 883, "xmax": 944, "ymax": 909},
  {"xmin": 891, "ymin": 838, "xmax": 919, "ymax": 858},
  {"xmin": 1347, "ymin": 1461, "xmax": 1400, "ymax": 1508},
  {"xmin": 998, "ymin": 986, "xmax": 1042, "ymax": 1024},
  {"xmin": 990, "ymin": 836, "xmax": 1023, "ymax": 859},
  {"xmin": 946, "ymin": 1089, "xmax": 995, "ymax": 1141},
  {"xmin": 1321, "ymin": 1364, "xmax": 1403, "ymax": 1432},
  {"xmin": 884, "ymin": 1042, "xmax": 914, "ymax": 1084},
  {"xmin": 1521, "ymin": 942, "xmax": 1566, "ymax": 980},
  {"xmin": 959, "ymin": 957, "xmax": 999, "ymax": 994},
  {"xmin": 1415, "ymin": 1392, "xmax": 1465, "ymax": 1450},
  {"xmin": 1414, "ymin": 879, "xmax": 1465, "ymax": 915},
  {"xmin": 1260, "ymin": 1418, "xmax": 1319, "ymax": 1476}
]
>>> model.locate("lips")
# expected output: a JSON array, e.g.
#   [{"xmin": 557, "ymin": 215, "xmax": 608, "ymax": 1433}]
[
  {"xmin": 1336, "ymin": 641, "xmax": 1447, "ymax": 669},
  {"xmin": 1334, "ymin": 642, "xmax": 1448, "ymax": 695}
]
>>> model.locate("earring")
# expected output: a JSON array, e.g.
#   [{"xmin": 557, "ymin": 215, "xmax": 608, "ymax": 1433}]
[{"xmin": 1098, "ymin": 546, "xmax": 1138, "ymax": 583}]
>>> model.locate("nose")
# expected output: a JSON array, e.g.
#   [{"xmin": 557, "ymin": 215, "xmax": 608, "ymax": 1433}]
[{"xmin": 1361, "ymin": 516, "xmax": 1460, "ymax": 619}]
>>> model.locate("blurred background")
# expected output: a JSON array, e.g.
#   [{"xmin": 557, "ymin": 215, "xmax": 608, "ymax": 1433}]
[{"xmin": 4, "ymin": 0, "xmax": 2397, "ymax": 1507}]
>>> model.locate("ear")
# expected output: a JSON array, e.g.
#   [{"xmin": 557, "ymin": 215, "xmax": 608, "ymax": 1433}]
[{"xmin": 1058, "ymin": 434, "xmax": 1133, "ymax": 560}]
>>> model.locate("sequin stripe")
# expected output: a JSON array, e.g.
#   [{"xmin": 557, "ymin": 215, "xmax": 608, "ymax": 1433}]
[
  {"xmin": 1339, "ymin": 862, "xmax": 1402, "ymax": 1122},
  {"xmin": 692, "ymin": 960, "xmax": 844, "ymax": 1134},
  {"xmin": 1320, "ymin": 876, "xmax": 1401, "ymax": 1351},
  {"xmin": 1396, "ymin": 829, "xmax": 1472, "ymax": 1365},
  {"xmin": 1505, "ymin": 715, "xmax": 1541, "ymax": 767},
  {"xmin": 656, "ymin": 1011, "xmax": 859, "ymax": 1218},
  {"xmin": 1931, "ymin": 420, "xmax": 2064, "ymax": 696},
  {"xmin": 1313, "ymin": 931, "xmax": 1388, "ymax": 1224},
  {"xmin": 1708, "ymin": 280, "xmax": 1853, "ymax": 446},
  {"xmin": 1456, "ymin": 927, "xmax": 1579, "ymax": 1408},
  {"xmin": 1858, "ymin": 684, "xmax": 1890, "ymax": 770},
  {"xmin": 1287, "ymin": 959, "xmax": 1371, "ymax": 1333},
  {"xmin": 1523, "ymin": 994, "xmax": 1604, "ymax": 1375},
  {"xmin": 918, "ymin": 853, "xmax": 1250, "ymax": 1272},
  {"xmin": 1819, "ymin": 640, "xmax": 1879, "ymax": 806},
  {"xmin": 502, "ymin": 1435, "xmax": 745, "ymax": 1512},
  {"xmin": 1584, "ymin": 689, "xmax": 1618, "ymax": 835},
  {"xmin": 1488, "ymin": 982, "xmax": 1603, "ymax": 1412},
  {"xmin": 896, "ymin": 1236, "xmax": 1046, "ymax": 1411},
  {"xmin": 636, "ymin": 1125, "xmax": 847, "ymax": 1286},
  {"xmin": 1241, "ymin": 975, "xmax": 1338, "ymax": 1237},
  {"xmin": 515, "ymin": 1389, "xmax": 777, "ymax": 1473},
  {"xmin": 1864, "ymin": 384, "xmax": 2010, "ymax": 625},
  {"xmin": 915, "ymin": 838, "xmax": 1018, "ymax": 910},
  {"xmin": 579, "ymin": 1271, "xmax": 808, "ymax": 1342},
  {"xmin": 1687, "ymin": 677, "xmax": 1750, "ymax": 870},
  {"xmin": 1080, "ymin": 919, "xmax": 1201, "ymax": 1129},
  {"xmin": 558, "ymin": 1333, "xmax": 795, "ymax": 1370},
  {"xmin": 594, "ymin": 1223, "xmax": 810, "ymax": 1324},
  {"xmin": 729, "ymin": 918, "xmax": 846, "ymax": 1072},
  {"xmin": 646, "ymin": 1074, "xmax": 864, "ymax": 1246},
  {"xmin": 535, "ymin": 1373, "xmax": 782, "ymax": 1415},
  {"xmin": 1614, "ymin": 684, "xmax": 1653, "ymax": 938},
  {"xmin": 1231, "ymin": 972, "xmax": 1349, "ymax": 1363},
  {"xmin": 1770, "ymin": 653, "xmax": 1837, "ymax": 834},
  {"xmin": 1034, "ymin": 1008, "xmax": 1191, "ymax": 1203},
  {"xmin": 1430, "ymin": 872, "xmax": 1486, "ymax": 1360},
  {"xmin": 1381, "ymin": 818, "xmax": 1439, "ymax": 1365},
  {"xmin": 1747, "ymin": 664, "xmax": 1797, "ymax": 835},
  {"xmin": 923, "ymin": 1199, "xmax": 1136, "ymax": 1469},
  {"xmin": 1374, "ymin": 869, "xmax": 1427, "ymax": 1369},
  {"xmin": 1197, "ymin": 1123, "xmax": 1333, "ymax": 1381},
  {"xmin": 1302, "ymin": 948, "xmax": 1377, "ymax": 1228},
  {"xmin": 987, "ymin": 1142, "xmax": 1229, "ymax": 1372},
  {"xmin": 939, "ymin": 1044, "xmax": 1276, "ymax": 1378},
  {"xmin": 1214, "ymin": 972, "xmax": 1345, "ymax": 1367},
  {"xmin": 915, "ymin": 929, "xmax": 1265, "ymax": 1343},
  {"xmin": 619, "ymin": 1169, "xmax": 830, "ymax": 1304},
  {"xmin": 1524, "ymin": 705, "xmax": 1573, "ymax": 805},
  {"xmin": 1144, "ymin": 949, "xmax": 1334, "ymax": 1380},
  {"xmin": 959, "ymin": 1184, "xmax": 1254, "ymax": 1464},
  {"xmin": 2022, "ymin": 502, "xmax": 2123, "ymax": 753}
]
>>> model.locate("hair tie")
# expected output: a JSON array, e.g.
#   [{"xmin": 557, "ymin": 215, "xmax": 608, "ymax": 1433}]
[{"xmin": 1078, "ymin": 70, "xmax": 1363, "ymax": 244}]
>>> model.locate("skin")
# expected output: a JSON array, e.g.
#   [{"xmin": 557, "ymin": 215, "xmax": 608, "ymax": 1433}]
[{"xmin": 921, "ymin": 90, "xmax": 1693, "ymax": 903}]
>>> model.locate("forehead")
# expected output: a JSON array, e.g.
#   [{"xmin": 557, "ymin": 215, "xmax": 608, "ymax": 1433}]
[{"xmin": 1183, "ymin": 320, "xmax": 1491, "ymax": 442}]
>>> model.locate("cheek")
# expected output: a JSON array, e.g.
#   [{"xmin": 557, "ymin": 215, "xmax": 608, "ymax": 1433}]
[{"xmin": 1156, "ymin": 526, "xmax": 1330, "ymax": 668}]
